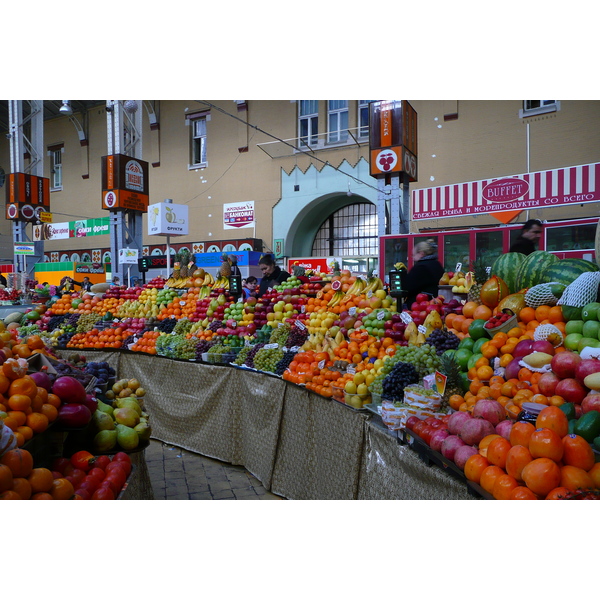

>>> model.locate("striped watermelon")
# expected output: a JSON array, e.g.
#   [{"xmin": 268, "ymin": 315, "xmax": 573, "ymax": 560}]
[
  {"xmin": 490, "ymin": 252, "xmax": 526, "ymax": 294},
  {"xmin": 515, "ymin": 250, "xmax": 559, "ymax": 291},
  {"xmin": 544, "ymin": 258, "xmax": 600, "ymax": 286}
]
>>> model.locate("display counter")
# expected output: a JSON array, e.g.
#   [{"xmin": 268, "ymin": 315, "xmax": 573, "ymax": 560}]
[{"xmin": 58, "ymin": 350, "xmax": 474, "ymax": 500}]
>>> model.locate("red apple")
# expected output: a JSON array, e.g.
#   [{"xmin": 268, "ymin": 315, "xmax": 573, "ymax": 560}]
[
  {"xmin": 538, "ymin": 372, "xmax": 560, "ymax": 396},
  {"xmin": 531, "ymin": 340, "xmax": 555, "ymax": 356},
  {"xmin": 551, "ymin": 351, "xmax": 582, "ymax": 379},
  {"xmin": 416, "ymin": 293, "xmax": 430, "ymax": 303},
  {"xmin": 555, "ymin": 378, "xmax": 588, "ymax": 404},
  {"xmin": 581, "ymin": 392, "xmax": 600, "ymax": 414},
  {"xmin": 575, "ymin": 358, "xmax": 600, "ymax": 385}
]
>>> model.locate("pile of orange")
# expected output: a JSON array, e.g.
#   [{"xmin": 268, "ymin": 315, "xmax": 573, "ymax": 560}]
[
  {"xmin": 0, "ymin": 448, "xmax": 75, "ymax": 500},
  {"xmin": 129, "ymin": 330, "xmax": 162, "ymax": 355},
  {"xmin": 66, "ymin": 326, "xmax": 134, "ymax": 350},
  {"xmin": 0, "ymin": 373, "xmax": 61, "ymax": 447},
  {"xmin": 462, "ymin": 405, "xmax": 600, "ymax": 500},
  {"xmin": 91, "ymin": 296, "xmax": 126, "ymax": 316},
  {"xmin": 155, "ymin": 290, "xmax": 201, "ymax": 320}
]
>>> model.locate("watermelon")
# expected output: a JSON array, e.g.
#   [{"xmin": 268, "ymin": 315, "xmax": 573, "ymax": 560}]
[
  {"xmin": 490, "ymin": 252, "xmax": 526, "ymax": 294},
  {"xmin": 515, "ymin": 250, "xmax": 559, "ymax": 291},
  {"xmin": 544, "ymin": 258, "xmax": 600, "ymax": 286}
]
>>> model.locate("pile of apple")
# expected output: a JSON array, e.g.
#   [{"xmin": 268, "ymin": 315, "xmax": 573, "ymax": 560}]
[{"xmin": 409, "ymin": 293, "xmax": 463, "ymax": 327}]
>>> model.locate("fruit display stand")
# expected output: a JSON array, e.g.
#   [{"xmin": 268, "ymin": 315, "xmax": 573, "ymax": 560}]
[{"xmin": 56, "ymin": 349, "xmax": 474, "ymax": 500}]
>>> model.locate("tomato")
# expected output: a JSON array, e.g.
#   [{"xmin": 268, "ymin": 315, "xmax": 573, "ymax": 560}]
[
  {"xmin": 101, "ymin": 475, "xmax": 124, "ymax": 495},
  {"xmin": 94, "ymin": 456, "xmax": 111, "ymax": 471},
  {"xmin": 92, "ymin": 485, "xmax": 115, "ymax": 500},
  {"xmin": 51, "ymin": 457, "xmax": 71, "ymax": 474},
  {"xmin": 88, "ymin": 467, "xmax": 106, "ymax": 482},
  {"xmin": 70, "ymin": 450, "xmax": 96, "ymax": 472},
  {"xmin": 112, "ymin": 452, "xmax": 132, "ymax": 466},
  {"xmin": 107, "ymin": 459, "xmax": 131, "ymax": 477},
  {"xmin": 74, "ymin": 488, "xmax": 92, "ymax": 500},
  {"xmin": 69, "ymin": 469, "xmax": 86, "ymax": 487},
  {"xmin": 79, "ymin": 477, "xmax": 100, "ymax": 494}
]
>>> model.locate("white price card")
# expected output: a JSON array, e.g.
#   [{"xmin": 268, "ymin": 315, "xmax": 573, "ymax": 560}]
[
  {"xmin": 296, "ymin": 320, "xmax": 306, "ymax": 330},
  {"xmin": 377, "ymin": 310, "xmax": 385, "ymax": 321},
  {"xmin": 349, "ymin": 306, "xmax": 357, "ymax": 316},
  {"xmin": 400, "ymin": 311, "xmax": 413, "ymax": 324},
  {"xmin": 318, "ymin": 359, "xmax": 326, "ymax": 369},
  {"xmin": 455, "ymin": 262, "xmax": 462, "ymax": 272},
  {"xmin": 417, "ymin": 325, "xmax": 427, "ymax": 334},
  {"xmin": 264, "ymin": 343, "xmax": 279, "ymax": 349}
]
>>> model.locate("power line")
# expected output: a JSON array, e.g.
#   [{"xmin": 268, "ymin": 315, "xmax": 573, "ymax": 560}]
[{"xmin": 196, "ymin": 101, "xmax": 388, "ymax": 195}]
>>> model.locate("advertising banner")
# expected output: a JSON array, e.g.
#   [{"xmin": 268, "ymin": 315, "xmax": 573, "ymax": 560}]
[
  {"xmin": 33, "ymin": 218, "xmax": 110, "ymax": 241},
  {"xmin": 412, "ymin": 162, "xmax": 600, "ymax": 221},
  {"xmin": 101, "ymin": 154, "xmax": 150, "ymax": 212},
  {"xmin": 223, "ymin": 201, "xmax": 255, "ymax": 229},
  {"xmin": 119, "ymin": 248, "xmax": 139, "ymax": 264},
  {"xmin": 148, "ymin": 202, "xmax": 189, "ymax": 236}
]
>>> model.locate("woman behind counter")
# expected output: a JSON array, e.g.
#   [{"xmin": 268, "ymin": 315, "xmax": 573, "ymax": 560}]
[
  {"xmin": 257, "ymin": 254, "xmax": 290, "ymax": 297},
  {"xmin": 404, "ymin": 239, "xmax": 445, "ymax": 307}
]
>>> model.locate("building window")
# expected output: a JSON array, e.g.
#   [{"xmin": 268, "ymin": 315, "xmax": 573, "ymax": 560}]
[
  {"xmin": 48, "ymin": 145, "xmax": 63, "ymax": 190},
  {"xmin": 327, "ymin": 101, "xmax": 348, "ymax": 143},
  {"xmin": 519, "ymin": 100, "xmax": 560, "ymax": 118},
  {"xmin": 312, "ymin": 202, "xmax": 379, "ymax": 256},
  {"xmin": 299, "ymin": 100, "xmax": 318, "ymax": 147},
  {"xmin": 191, "ymin": 117, "xmax": 207, "ymax": 166},
  {"xmin": 358, "ymin": 100, "xmax": 372, "ymax": 138}
]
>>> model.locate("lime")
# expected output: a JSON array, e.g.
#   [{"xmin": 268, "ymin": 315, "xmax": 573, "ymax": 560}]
[
  {"xmin": 578, "ymin": 337, "xmax": 600, "ymax": 352},
  {"xmin": 458, "ymin": 337, "xmax": 475, "ymax": 351},
  {"xmin": 468, "ymin": 319, "xmax": 490, "ymax": 341},
  {"xmin": 582, "ymin": 302, "xmax": 600, "ymax": 321},
  {"xmin": 565, "ymin": 320, "xmax": 584, "ymax": 335},
  {"xmin": 467, "ymin": 352, "xmax": 484, "ymax": 370},
  {"xmin": 459, "ymin": 371, "xmax": 471, "ymax": 393},
  {"xmin": 454, "ymin": 348, "xmax": 473, "ymax": 371},
  {"xmin": 582, "ymin": 320, "xmax": 600, "ymax": 340},
  {"xmin": 442, "ymin": 349, "xmax": 457, "ymax": 359},
  {"xmin": 564, "ymin": 333, "xmax": 583, "ymax": 351},
  {"xmin": 473, "ymin": 337, "xmax": 488, "ymax": 354}
]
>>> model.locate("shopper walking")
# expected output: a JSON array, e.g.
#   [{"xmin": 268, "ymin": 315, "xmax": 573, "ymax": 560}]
[
  {"xmin": 509, "ymin": 219, "xmax": 543, "ymax": 255},
  {"xmin": 404, "ymin": 239, "xmax": 444, "ymax": 307}
]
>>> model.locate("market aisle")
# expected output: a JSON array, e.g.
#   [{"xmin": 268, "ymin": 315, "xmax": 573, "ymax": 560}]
[{"xmin": 145, "ymin": 439, "xmax": 285, "ymax": 500}]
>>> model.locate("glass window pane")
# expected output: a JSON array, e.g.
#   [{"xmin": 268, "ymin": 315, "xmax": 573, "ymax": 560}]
[
  {"xmin": 546, "ymin": 223, "xmax": 596, "ymax": 252},
  {"xmin": 441, "ymin": 234, "xmax": 469, "ymax": 272},
  {"xmin": 475, "ymin": 230, "xmax": 503, "ymax": 268}
]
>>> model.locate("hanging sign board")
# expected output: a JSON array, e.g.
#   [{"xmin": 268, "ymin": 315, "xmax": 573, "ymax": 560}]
[
  {"xmin": 119, "ymin": 248, "xmax": 139, "ymax": 264},
  {"xmin": 5, "ymin": 173, "xmax": 50, "ymax": 222},
  {"xmin": 14, "ymin": 243, "xmax": 35, "ymax": 255},
  {"xmin": 101, "ymin": 154, "xmax": 149, "ymax": 212},
  {"xmin": 223, "ymin": 201, "xmax": 255, "ymax": 229},
  {"xmin": 148, "ymin": 202, "xmax": 189, "ymax": 236}
]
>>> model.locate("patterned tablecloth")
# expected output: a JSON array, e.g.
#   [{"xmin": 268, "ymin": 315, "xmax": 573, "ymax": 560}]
[{"xmin": 57, "ymin": 350, "xmax": 475, "ymax": 500}]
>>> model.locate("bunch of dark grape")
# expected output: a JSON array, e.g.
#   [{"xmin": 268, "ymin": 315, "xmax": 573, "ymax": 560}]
[
  {"xmin": 57, "ymin": 332, "xmax": 75, "ymax": 349},
  {"xmin": 275, "ymin": 350, "xmax": 297, "ymax": 375},
  {"xmin": 208, "ymin": 320, "xmax": 224, "ymax": 332},
  {"xmin": 84, "ymin": 361, "xmax": 116, "ymax": 387},
  {"xmin": 234, "ymin": 345, "xmax": 253, "ymax": 366},
  {"xmin": 47, "ymin": 314, "xmax": 68, "ymax": 332},
  {"xmin": 286, "ymin": 323, "xmax": 308, "ymax": 347},
  {"xmin": 122, "ymin": 334, "xmax": 136, "ymax": 347},
  {"xmin": 425, "ymin": 329, "xmax": 461, "ymax": 355},
  {"xmin": 381, "ymin": 361, "xmax": 419, "ymax": 403},
  {"xmin": 156, "ymin": 318, "xmax": 178, "ymax": 333},
  {"xmin": 194, "ymin": 339, "xmax": 216, "ymax": 360},
  {"xmin": 244, "ymin": 342, "xmax": 266, "ymax": 368},
  {"xmin": 65, "ymin": 313, "xmax": 80, "ymax": 327}
]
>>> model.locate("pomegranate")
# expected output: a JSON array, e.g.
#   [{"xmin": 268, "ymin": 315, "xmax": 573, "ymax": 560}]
[
  {"xmin": 538, "ymin": 372, "xmax": 560, "ymax": 396},
  {"xmin": 575, "ymin": 358, "xmax": 600, "ymax": 385},
  {"xmin": 458, "ymin": 417, "xmax": 496, "ymax": 446},
  {"xmin": 429, "ymin": 428, "xmax": 450, "ymax": 452},
  {"xmin": 441, "ymin": 435, "xmax": 466, "ymax": 461},
  {"xmin": 581, "ymin": 392, "xmax": 600, "ymax": 414},
  {"xmin": 453, "ymin": 445, "xmax": 479, "ymax": 469},
  {"xmin": 447, "ymin": 411, "xmax": 472, "ymax": 435},
  {"xmin": 56, "ymin": 403, "xmax": 92, "ymax": 428},
  {"xmin": 555, "ymin": 378, "xmax": 588, "ymax": 405},
  {"xmin": 29, "ymin": 370, "xmax": 52, "ymax": 391},
  {"xmin": 495, "ymin": 419, "xmax": 513, "ymax": 440},
  {"xmin": 551, "ymin": 351, "xmax": 582, "ymax": 379},
  {"xmin": 473, "ymin": 399, "xmax": 506, "ymax": 426}
]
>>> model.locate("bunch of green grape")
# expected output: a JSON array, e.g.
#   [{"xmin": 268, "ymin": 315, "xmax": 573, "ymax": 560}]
[
  {"xmin": 207, "ymin": 343, "xmax": 228, "ymax": 363},
  {"xmin": 173, "ymin": 318, "xmax": 194, "ymax": 336},
  {"xmin": 253, "ymin": 347, "xmax": 284, "ymax": 373},
  {"xmin": 269, "ymin": 322, "xmax": 291, "ymax": 346},
  {"xmin": 76, "ymin": 314, "xmax": 103, "ymax": 333},
  {"xmin": 234, "ymin": 345, "xmax": 254, "ymax": 365},
  {"xmin": 16, "ymin": 324, "xmax": 41, "ymax": 337},
  {"xmin": 155, "ymin": 333, "xmax": 195, "ymax": 359}
]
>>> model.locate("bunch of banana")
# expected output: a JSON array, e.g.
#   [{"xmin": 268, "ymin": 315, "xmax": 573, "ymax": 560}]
[
  {"xmin": 363, "ymin": 276, "xmax": 384, "ymax": 294},
  {"xmin": 340, "ymin": 277, "xmax": 367, "ymax": 302},
  {"xmin": 212, "ymin": 276, "xmax": 230, "ymax": 289},
  {"xmin": 197, "ymin": 286, "xmax": 212, "ymax": 299},
  {"xmin": 202, "ymin": 272, "xmax": 215, "ymax": 287},
  {"xmin": 327, "ymin": 290, "xmax": 345, "ymax": 307}
]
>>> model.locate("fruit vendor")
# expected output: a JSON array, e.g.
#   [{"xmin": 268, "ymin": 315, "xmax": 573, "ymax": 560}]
[
  {"xmin": 257, "ymin": 254, "xmax": 290, "ymax": 297},
  {"xmin": 404, "ymin": 239, "xmax": 444, "ymax": 307},
  {"xmin": 509, "ymin": 219, "xmax": 543, "ymax": 255}
]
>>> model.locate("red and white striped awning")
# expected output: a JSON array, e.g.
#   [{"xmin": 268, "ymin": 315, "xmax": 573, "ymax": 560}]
[{"xmin": 412, "ymin": 162, "xmax": 600, "ymax": 221}]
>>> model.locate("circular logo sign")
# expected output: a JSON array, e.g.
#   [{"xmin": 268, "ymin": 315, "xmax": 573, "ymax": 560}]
[
  {"xmin": 104, "ymin": 191, "xmax": 117, "ymax": 208},
  {"xmin": 376, "ymin": 149, "xmax": 398, "ymax": 173}
]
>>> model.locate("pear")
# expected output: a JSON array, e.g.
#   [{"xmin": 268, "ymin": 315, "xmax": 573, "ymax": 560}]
[
  {"xmin": 116, "ymin": 423, "xmax": 139, "ymax": 450},
  {"xmin": 113, "ymin": 407, "xmax": 139, "ymax": 428},
  {"xmin": 134, "ymin": 421, "xmax": 151, "ymax": 442},
  {"xmin": 97, "ymin": 399, "xmax": 114, "ymax": 417},
  {"xmin": 115, "ymin": 397, "xmax": 142, "ymax": 416},
  {"xmin": 92, "ymin": 410, "xmax": 115, "ymax": 432},
  {"xmin": 93, "ymin": 429, "xmax": 118, "ymax": 452}
]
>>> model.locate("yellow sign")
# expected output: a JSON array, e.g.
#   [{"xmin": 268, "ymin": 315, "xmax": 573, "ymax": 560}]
[{"xmin": 39, "ymin": 211, "xmax": 53, "ymax": 223}]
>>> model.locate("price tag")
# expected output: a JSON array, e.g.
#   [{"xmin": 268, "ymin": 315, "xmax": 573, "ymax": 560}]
[
  {"xmin": 486, "ymin": 266, "xmax": 492, "ymax": 275},
  {"xmin": 367, "ymin": 290, "xmax": 373, "ymax": 298},
  {"xmin": 399, "ymin": 311, "xmax": 413, "ymax": 324},
  {"xmin": 180, "ymin": 300, "xmax": 186, "ymax": 306},
  {"xmin": 347, "ymin": 365, "xmax": 356, "ymax": 375},
  {"xmin": 377, "ymin": 310, "xmax": 385, "ymax": 321},
  {"xmin": 268, "ymin": 287, "xmax": 273, "ymax": 292},
  {"xmin": 301, "ymin": 305, "xmax": 306, "ymax": 313},
  {"xmin": 349, "ymin": 306, "xmax": 357, "ymax": 316},
  {"xmin": 296, "ymin": 320, "xmax": 306, "ymax": 330},
  {"xmin": 282, "ymin": 347, "xmax": 288, "ymax": 353},
  {"xmin": 318, "ymin": 359, "xmax": 326, "ymax": 369},
  {"xmin": 417, "ymin": 325, "xmax": 427, "ymax": 334},
  {"xmin": 264, "ymin": 343, "xmax": 279, "ymax": 350},
  {"xmin": 455, "ymin": 262, "xmax": 462, "ymax": 272},
  {"xmin": 278, "ymin": 322, "xmax": 285, "ymax": 328},
  {"xmin": 290, "ymin": 346, "xmax": 300, "ymax": 352},
  {"xmin": 244, "ymin": 339, "xmax": 252, "ymax": 347}
]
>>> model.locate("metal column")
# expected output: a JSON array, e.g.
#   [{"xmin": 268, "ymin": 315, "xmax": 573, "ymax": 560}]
[
  {"xmin": 106, "ymin": 100, "xmax": 143, "ymax": 285},
  {"xmin": 377, "ymin": 173, "xmax": 402, "ymax": 237}
]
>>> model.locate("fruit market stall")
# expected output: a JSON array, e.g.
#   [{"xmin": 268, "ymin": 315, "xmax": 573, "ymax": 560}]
[{"xmin": 3, "ymin": 251, "xmax": 600, "ymax": 500}]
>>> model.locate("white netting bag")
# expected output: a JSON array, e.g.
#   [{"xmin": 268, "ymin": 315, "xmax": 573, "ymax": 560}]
[
  {"xmin": 524, "ymin": 282, "xmax": 564, "ymax": 308},
  {"xmin": 533, "ymin": 323, "xmax": 564, "ymax": 347},
  {"xmin": 557, "ymin": 272, "xmax": 600, "ymax": 308}
]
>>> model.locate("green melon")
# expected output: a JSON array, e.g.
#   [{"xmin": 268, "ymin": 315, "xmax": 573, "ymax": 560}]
[
  {"xmin": 3, "ymin": 311, "xmax": 26, "ymax": 326},
  {"xmin": 544, "ymin": 258, "xmax": 600, "ymax": 286},
  {"xmin": 490, "ymin": 252, "xmax": 526, "ymax": 294},
  {"xmin": 515, "ymin": 250, "xmax": 559, "ymax": 291}
]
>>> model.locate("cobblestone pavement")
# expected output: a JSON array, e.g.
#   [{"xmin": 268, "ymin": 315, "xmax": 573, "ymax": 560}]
[{"xmin": 145, "ymin": 439, "xmax": 285, "ymax": 500}]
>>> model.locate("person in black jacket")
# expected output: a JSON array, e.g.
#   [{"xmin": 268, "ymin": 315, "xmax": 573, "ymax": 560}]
[
  {"xmin": 509, "ymin": 219, "xmax": 543, "ymax": 255},
  {"xmin": 257, "ymin": 254, "xmax": 290, "ymax": 297},
  {"xmin": 404, "ymin": 239, "xmax": 445, "ymax": 307}
]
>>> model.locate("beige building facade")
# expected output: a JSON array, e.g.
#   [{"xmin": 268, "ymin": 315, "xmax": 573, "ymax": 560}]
[{"xmin": 1, "ymin": 100, "xmax": 599, "ymax": 274}]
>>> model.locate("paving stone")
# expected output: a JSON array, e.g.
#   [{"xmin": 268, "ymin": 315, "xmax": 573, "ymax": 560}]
[
  {"xmin": 209, "ymin": 480, "xmax": 233, "ymax": 493},
  {"xmin": 233, "ymin": 488, "xmax": 259, "ymax": 498},
  {"xmin": 189, "ymin": 492, "xmax": 215, "ymax": 500},
  {"xmin": 212, "ymin": 490, "xmax": 235, "ymax": 499}
]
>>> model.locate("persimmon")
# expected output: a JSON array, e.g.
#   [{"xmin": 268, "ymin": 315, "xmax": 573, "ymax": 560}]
[
  {"xmin": 11, "ymin": 477, "xmax": 32, "ymax": 500},
  {"xmin": 588, "ymin": 463, "xmax": 600, "ymax": 488},
  {"xmin": 479, "ymin": 465, "xmax": 506, "ymax": 495},
  {"xmin": 0, "ymin": 490, "xmax": 21, "ymax": 500},
  {"xmin": 560, "ymin": 465, "xmax": 594, "ymax": 492},
  {"xmin": 561, "ymin": 434, "xmax": 595, "ymax": 471},
  {"xmin": 509, "ymin": 486, "xmax": 538, "ymax": 500},
  {"xmin": 509, "ymin": 421, "xmax": 535, "ymax": 447},
  {"xmin": 0, "ymin": 464, "xmax": 13, "ymax": 493},
  {"xmin": 529, "ymin": 428, "xmax": 564, "ymax": 462},
  {"xmin": 50, "ymin": 478, "xmax": 75, "ymax": 500},
  {"xmin": 7, "ymin": 394, "xmax": 31, "ymax": 412},
  {"xmin": 535, "ymin": 406, "xmax": 569, "ymax": 438},
  {"xmin": 31, "ymin": 492, "xmax": 54, "ymax": 499},
  {"xmin": 486, "ymin": 437, "xmax": 512, "ymax": 469},
  {"xmin": 26, "ymin": 412, "xmax": 49, "ymax": 434},
  {"xmin": 505, "ymin": 445, "xmax": 533, "ymax": 482},
  {"xmin": 464, "ymin": 454, "xmax": 490, "ymax": 484},
  {"xmin": 492, "ymin": 473, "xmax": 519, "ymax": 500},
  {"xmin": 0, "ymin": 448, "xmax": 33, "ymax": 478},
  {"xmin": 521, "ymin": 458, "xmax": 561, "ymax": 496},
  {"xmin": 28, "ymin": 468, "xmax": 54, "ymax": 493},
  {"xmin": 545, "ymin": 486, "xmax": 571, "ymax": 500}
]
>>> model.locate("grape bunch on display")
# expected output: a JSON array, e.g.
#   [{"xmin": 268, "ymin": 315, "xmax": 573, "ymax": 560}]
[
  {"xmin": 275, "ymin": 350, "xmax": 297, "ymax": 375},
  {"xmin": 425, "ymin": 329, "xmax": 461, "ymax": 355},
  {"xmin": 253, "ymin": 347, "xmax": 284, "ymax": 373},
  {"xmin": 243, "ymin": 342, "xmax": 266, "ymax": 368},
  {"xmin": 381, "ymin": 362, "xmax": 419, "ymax": 403}
]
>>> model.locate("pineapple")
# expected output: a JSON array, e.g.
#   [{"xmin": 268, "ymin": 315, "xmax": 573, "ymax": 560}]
[
  {"xmin": 467, "ymin": 257, "xmax": 489, "ymax": 304},
  {"xmin": 293, "ymin": 265, "xmax": 306, "ymax": 278},
  {"xmin": 220, "ymin": 252, "xmax": 232, "ymax": 278},
  {"xmin": 173, "ymin": 252, "xmax": 182, "ymax": 279},
  {"xmin": 179, "ymin": 249, "xmax": 190, "ymax": 279},
  {"xmin": 438, "ymin": 353, "xmax": 463, "ymax": 412}
]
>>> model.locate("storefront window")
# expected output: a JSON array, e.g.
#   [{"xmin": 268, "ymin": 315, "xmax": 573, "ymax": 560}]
[
  {"xmin": 383, "ymin": 237, "xmax": 408, "ymax": 278},
  {"xmin": 442, "ymin": 233, "xmax": 470, "ymax": 272},
  {"xmin": 546, "ymin": 223, "xmax": 595, "ymax": 252},
  {"xmin": 475, "ymin": 230, "xmax": 504, "ymax": 268}
]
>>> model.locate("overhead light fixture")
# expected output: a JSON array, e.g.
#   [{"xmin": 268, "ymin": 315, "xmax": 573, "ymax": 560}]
[{"xmin": 59, "ymin": 100, "xmax": 73, "ymax": 116}]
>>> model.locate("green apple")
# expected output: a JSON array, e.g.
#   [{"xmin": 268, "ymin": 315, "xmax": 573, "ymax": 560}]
[
  {"xmin": 564, "ymin": 333, "xmax": 583, "ymax": 351},
  {"xmin": 565, "ymin": 320, "xmax": 584, "ymax": 335}
]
